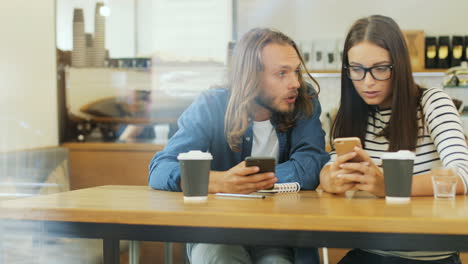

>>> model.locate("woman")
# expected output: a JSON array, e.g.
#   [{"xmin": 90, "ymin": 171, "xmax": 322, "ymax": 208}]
[{"xmin": 320, "ymin": 15, "xmax": 468, "ymax": 263}]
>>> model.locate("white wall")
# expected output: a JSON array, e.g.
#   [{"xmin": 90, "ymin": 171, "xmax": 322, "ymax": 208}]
[
  {"xmin": 141, "ymin": 0, "xmax": 232, "ymax": 62},
  {"xmin": 238, "ymin": 0, "xmax": 468, "ymax": 42},
  {"xmin": 106, "ymin": 0, "xmax": 135, "ymax": 57},
  {"xmin": 0, "ymin": 0, "xmax": 58, "ymax": 151},
  {"xmin": 136, "ymin": 0, "xmax": 153, "ymax": 56},
  {"xmin": 57, "ymin": 0, "xmax": 468, "ymax": 60}
]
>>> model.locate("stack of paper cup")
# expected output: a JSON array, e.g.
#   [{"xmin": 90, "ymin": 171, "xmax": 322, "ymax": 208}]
[
  {"xmin": 85, "ymin": 33, "xmax": 94, "ymax": 67},
  {"xmin": 72, "ymin": 9, "xmax": 86, "ymax": 67},
  {"xmin": 93, "ymin": 2, "xmax": 106, "ymax": 67}
]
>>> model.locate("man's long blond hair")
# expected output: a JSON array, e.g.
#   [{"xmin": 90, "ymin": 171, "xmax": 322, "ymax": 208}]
[{"xmin": 225, "ymin": 28, "xmax": 320, "ymax": 151}]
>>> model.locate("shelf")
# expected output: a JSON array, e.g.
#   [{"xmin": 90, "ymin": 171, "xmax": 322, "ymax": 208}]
[
  {"xmin": 62, "ymin": 142, "xmax": 164, "ymax": 152},
  {"xmin": 310, "ymin": 69, "xmax": 447, "ymax": 74},
  {"xmin": 306, "ymin": 70, "xmax": 446, "ymax": 78}
]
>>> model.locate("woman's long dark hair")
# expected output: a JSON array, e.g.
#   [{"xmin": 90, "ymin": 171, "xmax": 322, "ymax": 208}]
[{"xmin": 331, "ymin": 15, "xmax": 422, "ymax": 151}]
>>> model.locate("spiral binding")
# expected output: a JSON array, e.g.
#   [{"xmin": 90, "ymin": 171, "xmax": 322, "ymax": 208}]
[{"xmin": 273, "ymin": 182, "xmax": 301, "ymax": 193}]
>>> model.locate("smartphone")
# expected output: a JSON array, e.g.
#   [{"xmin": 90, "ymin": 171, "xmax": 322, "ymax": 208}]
[
  {"xmin": 333, "ymin": 137, "xmax": 363, "ymax": 162},
  {"xmin": 245, "ymin": 156, "xmax": 276, "ymax": 173}
]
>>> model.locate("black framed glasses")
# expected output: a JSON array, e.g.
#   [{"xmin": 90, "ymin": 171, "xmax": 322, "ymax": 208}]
[{"xmin": 344, "ymin": 64, "xmax": 394, "ymax": 81}]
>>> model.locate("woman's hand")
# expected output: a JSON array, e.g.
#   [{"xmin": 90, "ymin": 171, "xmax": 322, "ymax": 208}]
[
  {"xmin": 320, "ymin": 151, "xmax": 360, "ymax": 194},
  {"xmin": 338, "ymin": 147, "xmax": 386, "ymax": 197}
]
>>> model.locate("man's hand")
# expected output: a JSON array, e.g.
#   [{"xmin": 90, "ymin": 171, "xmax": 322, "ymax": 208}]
[{"xmin": 208, "ymin": 161, "xmax": 277, "ymax": 194}]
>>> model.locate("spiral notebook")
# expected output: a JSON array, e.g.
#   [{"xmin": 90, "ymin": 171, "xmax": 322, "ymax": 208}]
[{"xmin": 257, "ymin": 182, "xmax": 301, "ymax": 193}]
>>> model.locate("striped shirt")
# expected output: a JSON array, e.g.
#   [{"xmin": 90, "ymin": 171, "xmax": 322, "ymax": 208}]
[{"xmin": 329, "ymin": 87, "xmax": 468, "ymax": 260}]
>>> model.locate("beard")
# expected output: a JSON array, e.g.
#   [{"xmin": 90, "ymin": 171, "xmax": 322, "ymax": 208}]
[{"xmin": 255, "ymin": 93, "xmax": 295, "ymax": 115}]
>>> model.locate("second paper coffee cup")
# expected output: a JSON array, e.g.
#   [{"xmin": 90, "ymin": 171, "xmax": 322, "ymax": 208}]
[
  {"xmin": 382, "ymin": 150, "xmax": 415, "ymax": 203},
  {"xmin": 178, "ymin": 150, "xmax": 213, "ymax": 202}
]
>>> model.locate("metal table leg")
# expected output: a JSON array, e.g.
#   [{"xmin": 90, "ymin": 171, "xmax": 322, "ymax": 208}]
[
  {"xmin": 164, "ymin": 242, "xmax": 173, "ymax": 264},
  {"xmin": 103, "ymin": 238, "xmax": 120, "ymax": 264},
  {"xmin": 129, "ymin": 240, "xmax": 139, "ymax": 264}
]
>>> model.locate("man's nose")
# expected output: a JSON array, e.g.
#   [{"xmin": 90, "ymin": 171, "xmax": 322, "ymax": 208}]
[{"xmin": 289, "ymin": 74, "xmax": 300, "ymax": 89}]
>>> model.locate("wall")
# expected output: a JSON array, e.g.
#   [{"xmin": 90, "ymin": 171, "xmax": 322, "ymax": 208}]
[
  {"xmin": 236, "ymin": 0, "xmax": 468, "ymax": 137},
  {"xmin": 50, "ymin": 0, "xmax": 468, "ymax": 148},
  {"xmin": 57, "ymin": 0, "xmax": 468, "ymax": 60},
  {"xmin": 238, "ymin": 0, "xmax": 468, "ymax": 41},
  {"xmin": 0, "ymin": 0, "xmax": 58, "ymax": 151},
  {"xmin": 143, "ymin": 0, "xmax": 232, "ymax": 62}
]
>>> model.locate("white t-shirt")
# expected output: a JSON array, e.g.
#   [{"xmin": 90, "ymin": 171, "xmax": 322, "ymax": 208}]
[{"xmin": 251, "ymin": 120, "xmax": 279, "ymax": 159}]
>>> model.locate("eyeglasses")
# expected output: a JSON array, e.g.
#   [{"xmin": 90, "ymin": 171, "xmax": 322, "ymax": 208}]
[{"xmin": 344, "ymin": 64, "xmax": 393, "ymax": 81}]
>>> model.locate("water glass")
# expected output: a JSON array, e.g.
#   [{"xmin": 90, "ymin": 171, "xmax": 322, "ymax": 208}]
[{"xmin": 432, "ymin": 167, "xmax": 458, "ymax": 200}]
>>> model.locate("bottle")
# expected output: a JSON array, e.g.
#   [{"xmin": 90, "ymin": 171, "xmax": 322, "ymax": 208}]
[
  {"xmin": 425, "ymin": 37, "xmax": 437, "ymax": 69},
  {"xmin": 464, "ymin": 36, "xmax": 468, "ymax": 63},
  {"xmin": 437, "ymin": 36, "xmax": 451, "ymax": 69},
  {"xmin": 451, "ymin": 36, "xmax": 464, "ymax": 67}
]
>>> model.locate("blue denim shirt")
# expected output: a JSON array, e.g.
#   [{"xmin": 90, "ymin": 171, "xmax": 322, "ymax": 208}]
[{"xmin": 148, "ymin": 88, "xmax": 330, "ymax": 191}]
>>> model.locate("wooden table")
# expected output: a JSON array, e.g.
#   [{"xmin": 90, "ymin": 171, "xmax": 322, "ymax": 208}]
[{"xmin": 1, "ymin": 185, "xmax": 468, "ymax": 264}]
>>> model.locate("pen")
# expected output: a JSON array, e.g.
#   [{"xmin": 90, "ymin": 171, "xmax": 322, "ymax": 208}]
[{"xmin": 215, "ymin": 193, "xmax": 265, "ymax": 199}]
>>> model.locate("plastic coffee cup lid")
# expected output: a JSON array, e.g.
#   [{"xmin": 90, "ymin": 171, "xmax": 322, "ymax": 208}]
[
  {"xmin": 382, "ymin": 150, "xmax": 415, "ymax": 160},
  {"xmin": 177, "ymin": 150, "xmax": 213, "ymax": 160}
]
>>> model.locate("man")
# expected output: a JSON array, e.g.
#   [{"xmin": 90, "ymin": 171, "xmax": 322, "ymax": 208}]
[{"xmin": 148, "ymin": 28, "xmax": 329, "ymax": 264}]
